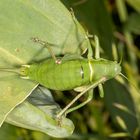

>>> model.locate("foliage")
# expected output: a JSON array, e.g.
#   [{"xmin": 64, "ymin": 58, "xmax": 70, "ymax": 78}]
[{"xmin": 0, "ymin": 0, "xmax": 140, "ymax": 140}]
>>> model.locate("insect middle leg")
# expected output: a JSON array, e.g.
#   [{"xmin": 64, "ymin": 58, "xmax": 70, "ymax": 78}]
[
  {"xmin": 92, "ymin": 35, "xmax": 104, "ymax": 97},
  {"xmin": 31, "ymin": 37, "xmax": 61, "ymax": 64}
]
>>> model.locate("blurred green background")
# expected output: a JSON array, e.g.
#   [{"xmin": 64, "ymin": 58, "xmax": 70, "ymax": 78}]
[{"xmin": 0, "ymin": 0, "xmax": 140, "ymax": 140}]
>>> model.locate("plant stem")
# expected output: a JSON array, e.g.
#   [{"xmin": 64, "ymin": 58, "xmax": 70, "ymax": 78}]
[{"xmin": 116, "ymin": 0, "xmax": 138, "ymax": 73}]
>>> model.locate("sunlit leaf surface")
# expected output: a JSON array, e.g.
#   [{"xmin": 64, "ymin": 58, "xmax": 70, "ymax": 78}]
[{"xmin": 0, "ymin": 0, "xmax": 90, "ymax": 127}]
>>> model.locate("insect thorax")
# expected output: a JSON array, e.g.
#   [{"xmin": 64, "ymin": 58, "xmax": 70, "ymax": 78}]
[{"xmin": 90, "ymin": 59, "xmax": 121, "ymax": 81}]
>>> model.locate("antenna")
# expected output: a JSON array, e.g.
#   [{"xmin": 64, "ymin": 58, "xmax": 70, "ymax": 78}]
[
  {"xmin": 119, "ymin": 52, "xmax": 123, "ymax": 65},
  {"xmin": 119, "ymin": 73, "xmax": 139, "ymax": 93}
]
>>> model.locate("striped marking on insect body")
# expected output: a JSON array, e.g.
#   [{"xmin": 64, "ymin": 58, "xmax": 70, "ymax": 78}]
[
  {"xmin": 80, "ymin": 65, "xmax": 84, "ymax": 79},
  {"xmin": 88, "ymin": 60, "xmax": 94, "ymax": 82}
]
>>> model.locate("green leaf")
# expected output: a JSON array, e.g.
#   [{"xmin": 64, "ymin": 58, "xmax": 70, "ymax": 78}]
[
  {"xmin": 0, "ymin": 0, "xmax": 90, "ymax": 126},
  {"xmin": 125, "ymin": 13, "xmax": 140, "ymax": 34},
  {"xmin": 0, "ymin": 123, "xmax": 18, "ymax": 140},
  {"xmin": 6, "ymin": 86, "xmax": 74, "ymax": 138},
  {"xmin": 62, "ymin": 0, "xmax": 114, "ymax": 59},
  {"xmin": 0, "ymin": 71, "xmax": 37, "ymax": 127},
  {"xmin": 104, "ymin": 80, "xmax": 139, "ymax": 135},
  {"xmin": 125, "ymin": 0, "xmax": 140, "ymax": 13}
]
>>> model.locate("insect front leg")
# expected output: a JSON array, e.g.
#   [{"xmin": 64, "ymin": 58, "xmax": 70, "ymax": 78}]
[
  {"xmin": 56, "ymin": 77, "xmax": 107, "ymax": 118},
  {"xmin": 70, "ymin": 8, "xmax": 94, "ymax": 57},
  {"xmin": 31, "ymin": 37, "xmax": 61, "ymax": 64},
  {"xmin": 93, "ymin": 35, "xmax": 105, "ymax": 97}
]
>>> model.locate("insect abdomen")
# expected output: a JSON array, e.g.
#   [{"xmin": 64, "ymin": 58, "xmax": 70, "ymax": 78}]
[{"xmin": 27, "ymin": 58, "xmax": 91, "ymax": 90}]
